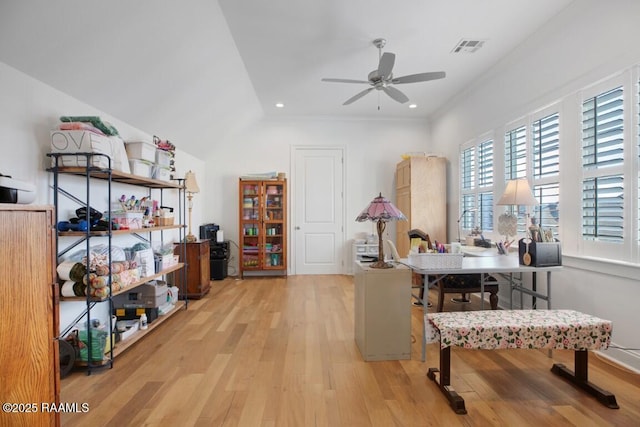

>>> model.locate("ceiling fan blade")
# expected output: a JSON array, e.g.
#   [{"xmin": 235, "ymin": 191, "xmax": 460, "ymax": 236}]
[
  {"xmin": 343, "ymin": 87, "xmax": 375, "ymax": 105},
  {"xmin": 322, "ymin": 78, "xmax": 370, "ymax": 84},
  {"xmin": 391, "ymin": 71, "xmax": 446, "ymax": 84},
  {"xmin": 377, "ymin": 52, "xmax": 395, "ymax": 79},
  {"xmin": 382, "ymin": 86, "xmax": 409, "ymax": 104}
]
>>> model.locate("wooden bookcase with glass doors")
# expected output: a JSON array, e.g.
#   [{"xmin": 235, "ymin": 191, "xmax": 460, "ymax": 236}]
[{"xmin": 238, "ymin": 179, "xmax": 287, "ymax": 278}]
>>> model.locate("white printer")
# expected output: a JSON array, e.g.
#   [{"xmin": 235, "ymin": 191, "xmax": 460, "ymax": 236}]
[{"xmin": 0, "ymin": 173, "xmax": 36, "ymax": 204}]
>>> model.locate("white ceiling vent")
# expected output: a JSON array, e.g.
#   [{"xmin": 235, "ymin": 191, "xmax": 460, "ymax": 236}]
[{"xmin": 451, "ymin": 39, "xmax": 486, "ymax": 53}]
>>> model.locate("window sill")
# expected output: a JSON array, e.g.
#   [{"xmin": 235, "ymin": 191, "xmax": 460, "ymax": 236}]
[{"xmin": 562, "ymin": 254, "xmax": 640, "ymax": 281}]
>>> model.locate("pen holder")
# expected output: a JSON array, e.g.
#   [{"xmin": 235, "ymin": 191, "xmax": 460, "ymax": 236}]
[{"xmin": 518, "ymin": 239, "xmax": 562, "ymax": 266}]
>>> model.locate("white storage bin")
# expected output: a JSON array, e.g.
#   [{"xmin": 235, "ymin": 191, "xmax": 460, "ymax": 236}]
[
  {"xmin": 133, "ymin": 248, "xmax": 155, "ymax": 278},
  {"xmin": 128, "ymin": 159, "xmax": 153, "ymax": 178},
  {"xmin": 50, "ymin": 131, "xmax": 113, "ymax": 168},
  {"xmin": 155, "ymin": 149, "xmax": 172, "ymax": 167},
  {"xmin": 152, "ymin": 164, "xmax": 171, "ymax": 181},
  {"xmin": 160, "ymin": 254, "xmax": 179, "ymax": 269},
  {"xmin": 110, "ymin": 137, "xmax": 131, "ymax": 174},
  {"xmin": 408, "ymin": 253, "xmax": 464, "ymax": 270},
  {"xmin": 125, "ymin": 141, "xmax": 156, "ymax": 162},
  {"xmin": 117, "ymin": 320, "xmax": 139, "ymax": 341}
]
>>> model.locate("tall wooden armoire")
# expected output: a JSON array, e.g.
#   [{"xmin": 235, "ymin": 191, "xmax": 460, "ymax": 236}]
[
  {"xmin": 0, "ymin": 204, "xmax": 60, "ymax": 427},
  {"xmin": 395, "ymin": 156, "xmax": 447, "ymax": 257}
]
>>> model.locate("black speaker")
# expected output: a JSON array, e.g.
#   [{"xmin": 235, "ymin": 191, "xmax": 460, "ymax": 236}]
[
  {"xmin": 210, "ymin": 241, "xmax": 229, "ymax": 259},
  {"xmin": 210, "ymin": 258, "xmax": 227, "ymax": 280}
]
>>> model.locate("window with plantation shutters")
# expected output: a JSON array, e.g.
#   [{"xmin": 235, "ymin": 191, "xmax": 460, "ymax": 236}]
[
  {"xmin": 478, "ymin": 140, "xmax": 493, "ymax": 187},
  {"xmin": 460, "ymin": 69, "xmax": 640, "ymax": 264},
  {"xmin": 461, "ymin": 194, "xmax": 476, "ymax": 229},
  {"xmin": 582, "ymin": 176, "xmax": 624, "ymax": 242},
  {"xmin": 503, "ymin": 125, "xmax": 527, "ymax": 232},
  {"xmin": 479, "ymin": 191, "xmax": 493, "ymax": 232},
  {"xmin": 581, "ymin": 86, "xmax": 624, "ymax": 243},
  {"xmin": 460, "ymin": 146, "xmax": 476, "ymax": 230},
  {"xmin": 477, "ymin": 140, "xmax": 494, "ymax": 231},
  {"xmin": 582, "ymin": 87, "xmax": 624, "ymax": 169},
  {"xmin": 533, "ymin": 183, "xmax": 559, "ymax": 233},
  {"xmin": 532, "ymin": 112, "xmax": 560, "ymax": 233},
  {"xmin": 505, "ymin": 125, "xmax": 527, "ymax": 180},
  {"xmin": 460, "ymin": 140, "xmax": 493, "ymax": 232},
  {"xmin": 533, "ymin": 113, "xmax": 560, "ymax": 179},
  {"xmin": 461, "ymin": 147, "xmax": 475, "ymax": 190}
]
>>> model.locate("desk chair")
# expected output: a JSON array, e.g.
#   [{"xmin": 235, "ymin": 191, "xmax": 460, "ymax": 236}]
[
  {"xmin": 385, "ymin": 240, "xmax": 432, "ymax": 307},
  {"xmin": 434, "ymin": 274, "xmax": 499, "ymax": 312}
]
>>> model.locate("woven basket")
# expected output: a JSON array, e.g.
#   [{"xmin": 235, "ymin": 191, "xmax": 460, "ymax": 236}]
[
  {"xmin": 155, "ymin": 216, "xmax": 174, "ymax": 226},
  {"xmin": 408, "ymin": 253, "xmax": 464, "ymax": 270}
]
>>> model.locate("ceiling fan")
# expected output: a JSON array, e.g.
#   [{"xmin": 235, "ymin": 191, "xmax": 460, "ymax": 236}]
[{"xmin": 321, "ymin": 38, "xmax": 446, "ymax": 106}]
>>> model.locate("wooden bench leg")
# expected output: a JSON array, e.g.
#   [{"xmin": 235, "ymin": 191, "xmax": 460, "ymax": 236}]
[
  {"xmin": 427, "ymin": 346, "xmax": 467, "ymax": 414},
  {"xmin": 550, "ymin": 350, "xmax": 619, "ymax": 409}
]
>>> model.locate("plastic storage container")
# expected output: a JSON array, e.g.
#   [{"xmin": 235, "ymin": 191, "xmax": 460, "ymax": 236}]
[
  {"xmin": 128, "ymin": 159, "xmax": 153, "ymax": 178},
  {"xmin": 155, "ymin": 149, "xmax": 172, "ymax": 167},
  {"xmin": 152, "ymin": 165, "xmax": 171, "ymax": 181},
  {"xmin": 125, "ymin": 141, "xmax": 156, "ymax": 162}
]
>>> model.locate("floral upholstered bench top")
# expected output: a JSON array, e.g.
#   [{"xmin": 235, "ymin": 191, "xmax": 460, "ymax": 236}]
[{"xmin": 425, "ymin": 310, "xmax": 612, "ymax": 351}]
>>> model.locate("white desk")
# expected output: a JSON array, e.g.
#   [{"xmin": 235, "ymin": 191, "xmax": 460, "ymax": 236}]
[{"xmin": 401, "ymin": 253, "xmax": 562, "ymax": 310}]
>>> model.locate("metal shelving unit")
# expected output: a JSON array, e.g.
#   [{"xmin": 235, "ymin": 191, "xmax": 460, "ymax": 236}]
[{"xmin": 48, "ymin": 152, "xmax": 187, "ymax": 374}]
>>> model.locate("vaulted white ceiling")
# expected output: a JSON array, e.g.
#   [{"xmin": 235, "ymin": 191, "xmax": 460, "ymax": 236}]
[{"xmin": 0, "ymin": 0, "xmax": 574, "ymax": 155}]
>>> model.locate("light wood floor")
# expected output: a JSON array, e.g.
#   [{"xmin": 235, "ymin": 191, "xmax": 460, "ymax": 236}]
[{"xmin": 61, "ymin": 275, "xmax": 640, "ymax": 426}]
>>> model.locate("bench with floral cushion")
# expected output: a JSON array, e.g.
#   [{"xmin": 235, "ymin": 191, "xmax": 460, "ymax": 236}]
[{"xmin": 424, "ymin": 309, "xmax": 618, "ymax": 414}]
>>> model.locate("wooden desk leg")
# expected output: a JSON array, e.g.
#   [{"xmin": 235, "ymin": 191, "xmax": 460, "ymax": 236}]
[
  {"xmin": 550, "ymin": 350, "xmax": 619, "ymax": 409},
  {"xmin": 427, "ymin": 346, "xmax": 467, "ymax": 414}
]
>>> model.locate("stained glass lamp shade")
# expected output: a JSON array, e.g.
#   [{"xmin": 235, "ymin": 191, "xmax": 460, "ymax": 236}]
[{"xmin": 355, "ymin": 193, "xmax": 407, "ymax": 268}]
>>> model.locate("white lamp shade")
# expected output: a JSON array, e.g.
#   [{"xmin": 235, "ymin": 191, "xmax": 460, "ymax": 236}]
[
  {"xmin": 184, "ymin": 171, "xmax": 200, "ymax": 194},
  {"xmin": 497, "ymin": 179, "xmax": 537, "ymax": 206}
]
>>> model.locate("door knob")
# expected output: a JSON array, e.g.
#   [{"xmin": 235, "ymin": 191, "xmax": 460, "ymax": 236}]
[{"xmin": 295, "ymin": 226, "xmax": 300, "ymax": 230}]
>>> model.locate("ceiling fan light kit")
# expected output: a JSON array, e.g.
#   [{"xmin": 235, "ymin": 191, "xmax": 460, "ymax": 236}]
[{"xmin": 321, "ymin": 38, "xmax": 446, "ymax": 106}]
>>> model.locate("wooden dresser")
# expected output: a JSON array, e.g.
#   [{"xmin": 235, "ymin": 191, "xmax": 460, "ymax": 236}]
[
  {"xmin": 174, "ymin": 240, "xmax": 210, "ymax": 299},
  {"xmin": 0, "ymin": 204, "xmax": 60, "ymax": 426}
]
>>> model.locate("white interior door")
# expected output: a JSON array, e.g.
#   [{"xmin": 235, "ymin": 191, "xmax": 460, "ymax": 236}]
[{"xmin": 292, "ymin": 147, "xmax": 344, "ymax": 274}]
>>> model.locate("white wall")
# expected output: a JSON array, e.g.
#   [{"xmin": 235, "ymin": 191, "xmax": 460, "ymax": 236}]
[
  {"xmin": 430, "ymin": 0, "xmax": 640, "ymax": 371},
  {"xmin": 0, "ymin": 61, "xmax": 206, "ymax": 332},
  {"xmin": 202, "ymin": 117, "xmax": 433, "ymax": 275}
]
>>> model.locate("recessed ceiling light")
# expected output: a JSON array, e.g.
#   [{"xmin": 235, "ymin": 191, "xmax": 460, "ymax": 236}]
[
  {"xmin": 409, "ymin": 104, "xmax": 417, "ymax": 109},
  {"xmin": 275, "ymin": 103, "xmax": 285, "ymax": 108}
]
